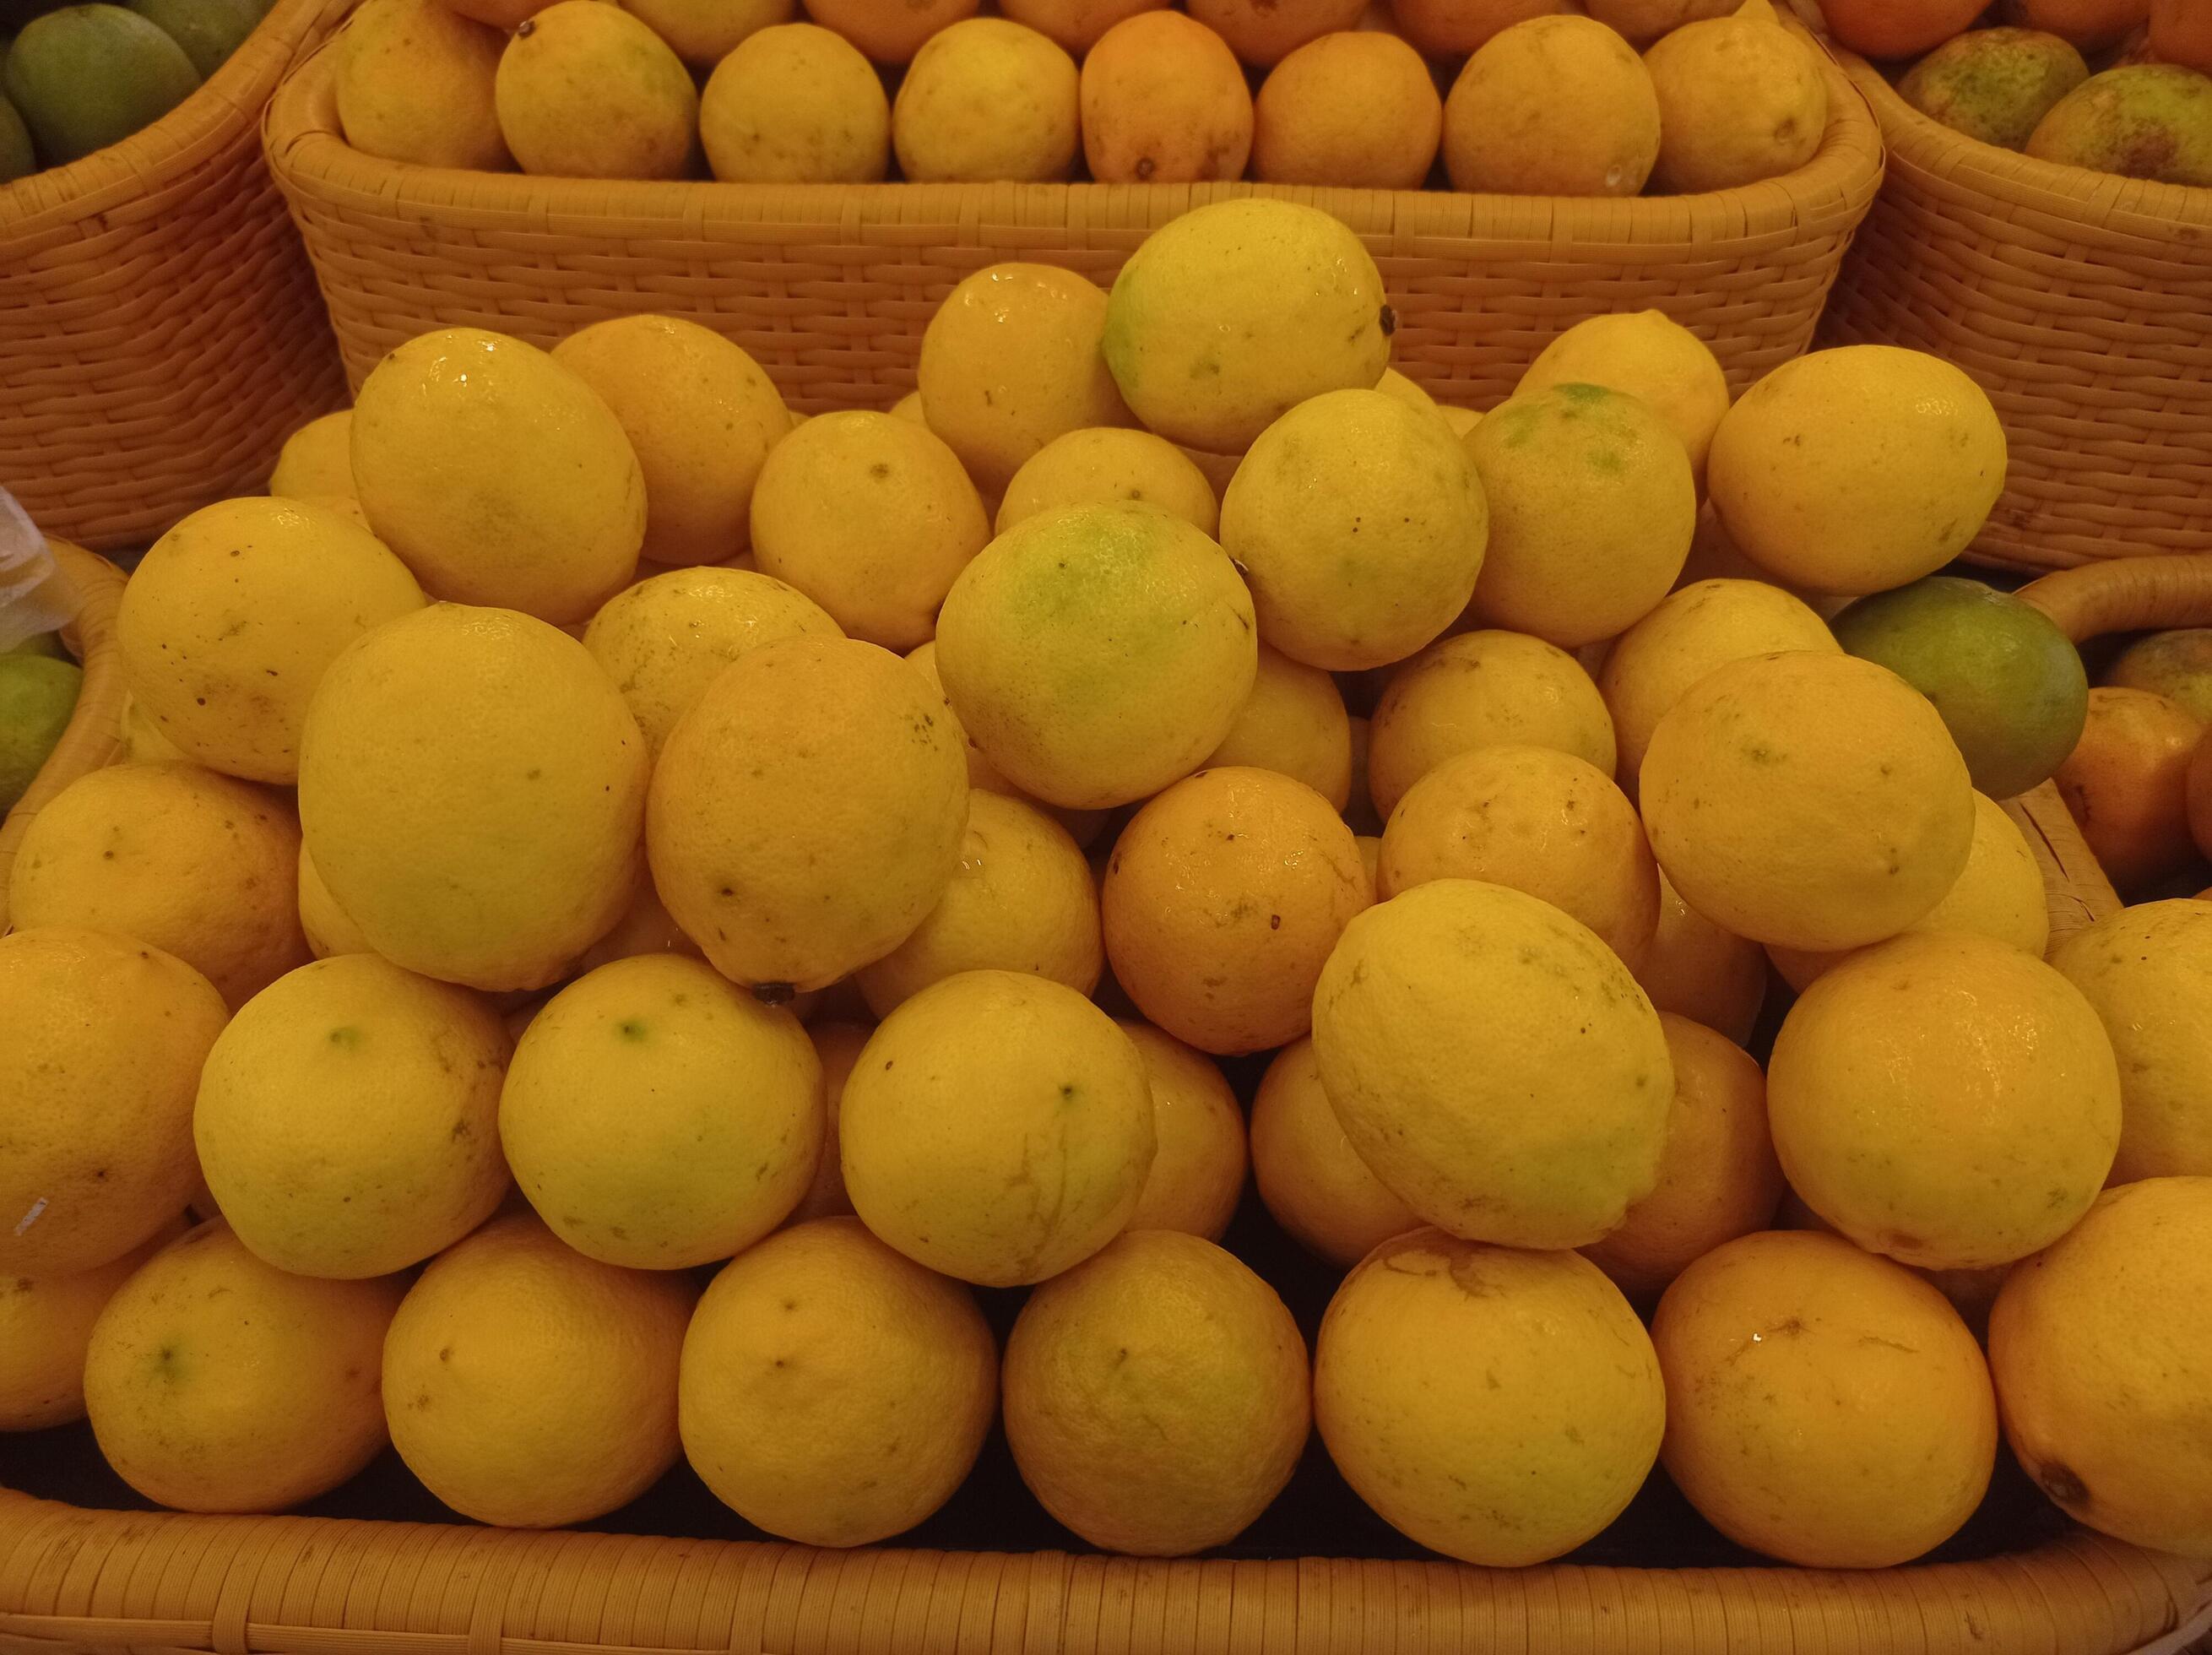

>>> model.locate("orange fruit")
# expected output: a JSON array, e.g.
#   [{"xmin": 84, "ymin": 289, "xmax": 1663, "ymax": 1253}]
[
  {"xmin": 1080, "ymin": 11, "xmax": 1251, "ymax": 184},
  {"xmin": 1819, "ymin": 0, "xmax": 1988, "ymax": 57},
  {"xmin": 2055, "ymin": 686, "xmax": 2204, "ymax": 893},
  {"xmin": 2003, "ymin": 0, "xmax": 2149, "ymax": 51},
  {"xmin": 1389, "ymin": 0, "xmax": 1571, "ymax": 57}
]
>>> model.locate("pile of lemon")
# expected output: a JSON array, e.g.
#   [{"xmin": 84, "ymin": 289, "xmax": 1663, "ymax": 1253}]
[{"xmin": 3, "ymin": 196, "xmax": 2209, "ymax": 1571}]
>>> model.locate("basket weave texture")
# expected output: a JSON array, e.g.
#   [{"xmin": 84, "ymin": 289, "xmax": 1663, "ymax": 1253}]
[
  {"xmin": 262, "ymin": 27, "xmax": 1881, "ymax": 414},
  {"xmin": 1819, "ymin": 52, "xmax": 2212, "ymax": 575},
  {"xmin": 0, "ymin": 0, "xmax": 351, "ymax": 555}
]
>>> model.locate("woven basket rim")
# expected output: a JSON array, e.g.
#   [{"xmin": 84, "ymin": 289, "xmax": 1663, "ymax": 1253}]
[
  {"xmin": 262, "ymin": 21, "xmax": 1882, "ymax": 248},
  {"xmin": 1837, "ymin": 48, "xmax": 2212, "ymax": 234}
]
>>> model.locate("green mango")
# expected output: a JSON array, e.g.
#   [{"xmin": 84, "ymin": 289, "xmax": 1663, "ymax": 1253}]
[
  {"xmin": 125, "ymin": 0, "xmax": 261, "ymax": 78},
  {"xmin": 3, "ymin": 4, "xmax": 198, "ymax": 166}
]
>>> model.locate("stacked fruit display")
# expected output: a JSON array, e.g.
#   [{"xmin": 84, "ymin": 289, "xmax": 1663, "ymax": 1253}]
[
  {"xmin": 332, "ymin": 0, "xmax": 1831, "ymax": 196},
  {"xmin": 3, "ymin": 198, "xmax": 2209, "ymax": 1572}
]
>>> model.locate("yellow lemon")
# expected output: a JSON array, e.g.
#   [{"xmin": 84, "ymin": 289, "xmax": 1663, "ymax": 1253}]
[
  {"xmin": 1645, "ymin": 0, "xmax": 1828, "ymax": 193},
  {"xmin": 1250, "ymin": 1036, "xmax": 1418, "ymax": 1268},
  {"xmin": 295, "ymin": 839, "xmax": 372, "ymax": 960},
  {"xmin": 1584, "ymin": 0, "xmax": 1738, "ymax": 43},
  {"xmin": 893, "ymin": 19, "xmax": 1080, "ymax": 184},
  {"xmin": 840, "ymin": 970, "xmax": 1155, "ymax": 1286},
  {"xmin": 1079, "ymin": 10, "xmax": 1252, "ymax": 184},
  {"xmin": 1102, "ymin": 198, "xmax": 1391, "ymax": 453},
  {"xmin": 1640, "ymin": 650, "xmax": 1975, "ymax": 952},
  {"xmin": 749, "ymin": 410, "xmax": 989, "ymax": 650},
  {"xmin": 1120, "ymin": 1023, "xmax": 1247, "ymax": 1240},
  {"xmin": 0, "ymin": 928, "xmax": 227, "ymax": 1278},
  {"xmin": 648, "ymin": 634, "xmax": 968, "ymax": 990},
  {"xmin": 583, "ymin": 566, "xmax": 841, "ymax": 757},
  {"xmin": 1315, "ymin": 1230, "xmax": 1665, "ymax": 1565},
  {"xmin": 2051, "ymin": 899, "xmax": 2212, "ymax": 1181},
  {"xmin": 1653, "ymin": 1229, "xmax": 1998, "ymax": 1567},
  {"xmin": 194, "ymin": 954, "xmax": 510, "ymax": 1278},
  {"xmin": 1443, "ymin": 15, "xmax": 1662, "ymax": 196},
  {"xmin": 804, "ymin": 0, "xmax": 977, "ymax": 61},
  {"xmin": 1314, "ymin": 879, "xmax": 1672, "ymax": 1249},
  {"xmin": 117, "ymin": 496, "xmax": 427, "ymax": 784},
  {"xmin": 383, "ymin": 1213, "xmax": 696, "ymax": 1527},
  {"xmin": 117, "ymin": 691, "xmax": 188, "ymax": 765},
  {"xmin": 1379, "ymin": 744, "xmax": 1660, "ymax": 970},
  {"xmin": 996, "ymin": 426, "xmax": 1217, "ymax": 537},
  {"xmin": 351, "ymin": 327, "xmax": 645, "ymax": 626},
  {"xmin": 1988, "ymin": 1176, "xmax": 2212, "ymax": 1556},
  {"xmin": 935, "ymin": 503, "xmax": 1257, "ymax": 809},
  {"xmin": 1634, "ymin": 871, "xmax": 1768, "ymax": 1045},
  {"xmin": 1203, "ymin": 643, "xmax": 1353, "ymax": 810},
  {"xmin": 679, "ymin": 1216, "xmax": 997, "ymax": 1545},
  {"xmin": 619, "ymin": 0, "xmax": 792, "ymax": 66},
  {"xmin": 552, "ymin": 316, "xmax": 790, "ymax": 568},
  {"xmin": 918, "ymin": 265, "xmax": 1131, "ymax": 495},
  {"xmin": 1251, "ymin": 30, "xmax": 1443, "ymax": 190},
  {"xmin": 1466, "ymin": 383, "xmax": 1696, "ymax": 648},
  {"xmin": 495, "ymin": 0, "xmax": 697, "ymax": 180},
  {"xmin": 84, "ymin": 1219, "xmax": 401, "ymax": 1512},
  {"xmin": 268, "ymin": 410, "xmax": 355, "ymax": 501},
  {"xmin": 9, "ymin": 762, "xmax": 310, "ymax": 1009},
  {"xmin": 699, "ymin": 23, "xmax": 889, "ymax": 182},
  {"xmin": 786, "ymin": 1019, "xmax": 871, "ymax": 1224},
  {"xmin": 1707, "ymin": 345, "xmax": 2007, "ymax": 596},
  {"xmin": 1518, "ymin": 312, "xmax": 1731, "ymax": 491},
  {"xmin": 998, "ymin": 0, "xmax": 1164, "ymax": 52},
  {"xmin": 1597, "ymin": 576, "xmax": 1837, "ymax": 786},
  {"xmin": 1580, "ymin": 1014, "xmax": 1783, "ymax": 1298},
  {"xmin": 301, "ymin": 604, "xmax": 648, "ymax": 991},
  {"xmin": 334, "ymin": 0, "xmax": 509, "ymax": 171},
  {"xmin": 1003, "ymin": 1229, "xmax": 1309, "ymax": 1555},
  {"xmin": 1221, "ymin": 388, "xmax": 1488, "ymax": 671},
  {"xmin": 0, "ymin": 1220, "xmax": 185, "ymax": 1430},
  {"xmin": 1768, "ymin": 931, "xmax": 2120, "ymax": 1271}
]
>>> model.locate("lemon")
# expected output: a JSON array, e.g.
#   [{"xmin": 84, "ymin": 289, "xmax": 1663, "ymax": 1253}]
[
  {"xmin": 996, "ymin": 426, "xmax": 1218, "ymax": 537},
  {"xmin": 1120, "ymin": 1022, "xmax": 1248, "ymax": 1240},
  {"xmin": 1442, "ymin": 14, "xmax": 1661, "ymax": 196},
  {"xmin": 618, "ymin": 0, "xmax": 791, "ymax": 66},
  {"xmin": 1204, "ymin": 643, "xmax": 1353, "ymax": 810},
  {"xmin": 295, "ymin": 839, "xmax": 373, "ymax": 959},
  {"xmin": 0, "ymin": 1220, "xmax": 184, "ymax": 1431},
  {"xmin": 495, "ymin": 0, "xmax": 697, "ymax": 180},
  {"xmin": 116, "ymin": 496, "xmax": 426, "ymax": 784},
  {"xmin": 680, "ymin": 1217, "xmax": 998, "ymax": 1546},
  {"xmin": 333, "ymin": 0, "xmax": 509, "ymax": 171},
  {"xmin": 648, "ymin": 634, "xmax": 969, "ymax": 990},
  {"xmin": 786, "ymin": 1019, "xmax": 870, "ymax": 1225},
  {"xmin": 1314, "ymin": 879, "xmax": 1672, "ymax": 1249},
  {"xmin": 1249, "ymin": 1036, "xmax": 1418, "ymax": 1268},
  {"xmin": 300, "ymin": 604, "xmax": 649, "ymax": 991},
  {"xmin": 698, "ymin": 23, "xmax": 889, "ymax": 182},
  {"xmin": 384, "ymin": 1213, "xmax": 696, "ymax": 1527},
  {"xmin": 1252, "ymin": 31, "xmax": 1443, "ymax": 187},
  {"xmin": 267, "ymin": 410, "xmax": 356, "ymax": 502},
  {"xmin": 893, "ymin": 20, "xmax": 1081, "ymax": 186},
  {"xmin": 1634, "ymin": 871, "xmax": 1768, "ymax": 1044},
  {"xmin": 839, "ymin": 970, "xmax": 1155, "ymax": 1286},
  {"xmin": 1645, "ymin": 0, "xmax": 1828, "ymax": 193},
  {"xmin": 1517, "ymin": 311, "xmax": 1731, "ymax": 490},
  {"xmin": 1003, "ymin": 1229, "xmax": 1309, "ymax": 1555},
  {"xmin": 115, "ymin": 689, "xmax": 186, "ymax": 766}
]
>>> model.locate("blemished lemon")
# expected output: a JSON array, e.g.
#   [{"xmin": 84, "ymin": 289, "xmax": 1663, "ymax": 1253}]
[
  {"xmin": 893, "ymin": 20, "xmax": 1080, "ymax": 185},
  {"xmin": 1988, "ymin": 1177, "xmax": 2212, "ymax": 1556},
  {"xmin": 619, "ymin": 0, "xmax": 792, "ymax": 67},
  {"xmin": 495, "ymin": 0, "xmax": 697, "ymax": 180},
  {"xmin": 299, "ymin": 604, "xmax": 649, "ymax": 992},
  {"xmin": 840, "ymin": 971, "xmax": 1155, "ymax": 1286},
  {"xmin": 1707, "ymin": 345, "xmax": 2007, "ymax": 596},
  {"xmin": 9, "ymin": 762, "xmax": 310, "ymax": 1009},
  {"xmin": 351, "ymin": 327, "xmax": 644, "ymax": 626},
  {"xmin": 383, "ymin": 1213, "xmax": 696, "ymax": 1527},
  {"xmin": 583, "ymin": 566, "xmax": 841, "ymax": 757},
  {"xmin": 698, "ymin": 23, "xmax": 889, "ymax": 182},
  {"xmin": 2052, "ymin": 900, "xmax": 2212, "ymax": 1181},
  {"xmin": 1203, "ymin": 643, "xmax": 1353, "ymax": 810},
  {"xmin": 648, "ymin": 634, "xmax": 969, "ymax": 990},
  {"xmin": 1368, "ymin": 629, "xmax": 1618, "ymax": 820},
  {"xmin": 1314, "ymin": 880, "xmax": 1673, "ymax": 1250},
  {"xmin": 680, "ymin": 1217, "xmax": 998, "ymax": 1546},
  {"xmin": 1220, "ymin": 389, "xmax": 1488, "ymax": 671},
  {"xmin": 996, "ymin": 426, "xmax": 1217, "ymax": 537},
  {"xmin": 749, "ymin": 410, "xmax": 989, "ymax": 650},
  {"xmin": 1378, "ymin": 744, "xmax": 1660, "ymax": 970},
  {"xmin": 1517, "ymin": 312, "xmax": 1731, "ymax": 490},
  {"xmin": 1466, "ymin": 383, "xmax": 1696, "ymax": 648},
  {"xmin": 786, "ymin": 1019, "xmax": 871, "ymax": 1224},
  {"xmin": 334, "ymin": 0, "xmax": 509, "ymax": 171},
  {"xmin": 0, "ymin": 1220, "xmax": 185, "ymax": 1431},
  {"xmin": 1249, "ymin": 1036, "xmax": 1418, "ymax": 1269},
  {"xmin": 0, "ymin": 928, "xmax": 228, "ymax": 1278},
  {"xmin": 1003, "ymin": 1230, "xmax": 1309, "ymax": 1555},
  {"xmin": 117, "ymin": 496, "xmax": 427, "ymax": 784},
  {"xmin": 1597, "ymin": 578, "xmax": 1837, "ymax": 785},
  {"xmin": 1120, "ymin": 1023, "xmax": 1248, "ymax": 1240},
  {"xmin": 1645, "ymin": 1, "xmax": 1828, "ymax": 193},
  {"xmin": 1442, "ymin": 15, "xmax": 1662, "ymax": 196},
  {"xmin": 1769, "ymin": 790, "xmax": 2049, "ymax": 990},
  {"xmin": 1102, "ymin": 198, "xmax": 1390, "ymax": 453},
  {"xmin": 1581, "ymin": 1014, "xmax": 1783, "ymax": 1298},
  {"xmin": 934, "ymin": 503, "xmax": 1257, "ymax": 809},
  {"xmin": 1251, "ymin": 30, "xmax": 1443, "ymax": 190},
  {"xmin": 854, "ymin": 790, "xmax": 1103, "ymax": 1017},
  {"xmin": 1079, "ymin": 10, "xmax": 1252, "ymax": 185},
  {"xmin": 268, "ymin": 410, "xmax": 356, "ymax": 501},
  {"xmin": 296, "ymin": 840, "xmax": 373, "ymax": 959},
  {"xmin": 195, "ymin": 955, "xmax": 511, "ymax": 1279},
  {"xmin": 552, "ymin": 316, "xmax": 790, "ymax": 568},
  {"xmin": 1653, "ymin": 1229, "xmax": 1998, "ymax": 1568},
  {"xmin": 1634, "ymin": 871, "xmax": 1768, "ymax": 1045},
  {"xmin": 918, "ymin": 265, "xmax": 1131, "ymax": 495},
  {"xmin": 1768, "ymin": 931, "xmax": 2120, "ymax": 1271},
  {"xmin": 1104, "ymin": 767, "xmax": 1371, "ymax": 1055},
  {"xmin": 1315, "ymin": 1231, "xmax": 1665, "ymax": 1566},
  {"xmin": 1640, "ymin": 650, "xmax": 1976, "ymax": 952}
]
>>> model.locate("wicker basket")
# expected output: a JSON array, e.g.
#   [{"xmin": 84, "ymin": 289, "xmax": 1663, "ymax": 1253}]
[
  {"xmin": 1818, "ymin": 52, "xmax": 2212, "ymax": 576},
  {"xmin": 0, "ymin": 0, "xmax": 351, "ymax": 556},
  {"xmin": 261, "ymin": 27, "xmax": 1882, "ymax": 414}
]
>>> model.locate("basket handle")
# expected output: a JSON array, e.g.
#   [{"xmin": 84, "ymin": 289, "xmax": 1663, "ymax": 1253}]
[{"xmin": 2017, "ymin": 556, "xmax": 2212, "ymax": 645}]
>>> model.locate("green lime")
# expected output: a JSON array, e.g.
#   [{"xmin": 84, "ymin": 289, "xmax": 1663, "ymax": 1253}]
[
  {"xmin": 1830, "ymin": 575, "xmax": 2088, "ymax": 800},
  {"xmin": 0, "ymin": 653, "xmax": 81, "ymax": 811},
  {"xmin": 2106, "ymin": 629, "xmax": 2212, "ymax": 724}
]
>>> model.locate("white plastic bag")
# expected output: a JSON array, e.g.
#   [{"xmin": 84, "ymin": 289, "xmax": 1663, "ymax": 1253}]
[{"xmin": 0, "ymin": 487, "xmax": 76, "ymax": 653}]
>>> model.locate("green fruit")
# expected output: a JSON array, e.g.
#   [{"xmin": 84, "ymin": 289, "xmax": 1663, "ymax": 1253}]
[
  {"xmin": 2025, "ymin": 64, "xmax": 2212, "ymax": 187},
  {"xmin": 1831, "ymin": 575, "xmax": 2089, "ymax": 800},
  {"xmin": 0, "ymin": 654, "xmax": 81, "ymax": 813},
  {"xmin": 0, "ymin": 629, "xmax": 66, "ymax": 659},
  {"xmin": 1900, "ymin": 27, "xmax": 2088, "ymax": 150},
  {"xmin": 2106, "ymin": 628, "xmax": 2212, "ymax": 724},
  {"xmin": 0, "ymin": 91, "xmax": 29, "ymax": 180},
  {"xmin": 3, "ymin": 3, "xmax": 198, "ymax": 167},
  {"xmin": 125, "ymin": 0, "xmax": 259, "ymax": 78}
]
